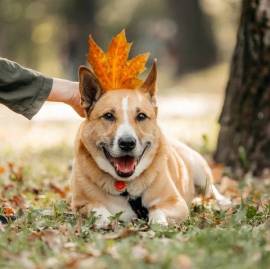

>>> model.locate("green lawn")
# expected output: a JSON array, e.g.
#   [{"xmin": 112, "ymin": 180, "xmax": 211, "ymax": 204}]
[{"xmin": 0, "ymin": 145, "xmax": 269, "ymax": 269}]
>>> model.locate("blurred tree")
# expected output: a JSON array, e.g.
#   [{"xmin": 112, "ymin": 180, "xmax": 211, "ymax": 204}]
[
  {"xmin": 0, "ymin": 1, "xmax": 37, "ymax": 67},
  {"xmin": 167, "ymin": 0, "xmax": 217, "ymax": 75},
  {"xmin": 57, "ymin": 0, "xmax": 98, "ymax": 79},
  {"xmin": 215, "ymin": 0, "xmax": 270, "ymax": 177}
]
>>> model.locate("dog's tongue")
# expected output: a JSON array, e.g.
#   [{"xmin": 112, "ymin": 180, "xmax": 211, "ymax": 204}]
[{"xmin": 114, "ymin": 156, "xmax": 136, "ymax": 175}]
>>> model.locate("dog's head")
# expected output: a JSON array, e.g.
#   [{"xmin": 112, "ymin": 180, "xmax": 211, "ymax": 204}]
[{"xmin": 78, "ymin": 62, "xmax": 160, "ymax": 181}]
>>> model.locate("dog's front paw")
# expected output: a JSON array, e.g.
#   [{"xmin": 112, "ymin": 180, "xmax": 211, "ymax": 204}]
[
  {"xmin": 149, "ymin": 209, "xmax": 168, "ymax": 226},
  {"xmin": 92, "ymin": 207, "xmax": 111, "ymax": 229},
  {"xmin": 216, "ymin": 196, "xmax": 232, "ymax": 209}
]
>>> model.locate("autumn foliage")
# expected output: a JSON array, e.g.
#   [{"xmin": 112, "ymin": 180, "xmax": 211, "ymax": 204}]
[{"xmin": 88, "ymin": 30, "xmax": 149, "ymax": 90}]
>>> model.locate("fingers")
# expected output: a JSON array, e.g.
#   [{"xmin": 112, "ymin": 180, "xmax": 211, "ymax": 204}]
[
  {"xmin": 69, "ymin": 84, "xmax": 85, "ymax": 118},
  {"xmin": 72, "ymin": 102, "xmax": 85, "ymax": 117},
  {"xmin": 49, "ymin": 79, "xmax": 85, "ymax": 118}
]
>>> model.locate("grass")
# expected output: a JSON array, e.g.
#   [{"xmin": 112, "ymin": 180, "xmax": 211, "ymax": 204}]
[{"xmin": 0, "ymin": 144, "xmax": 270, "ymax": 269}]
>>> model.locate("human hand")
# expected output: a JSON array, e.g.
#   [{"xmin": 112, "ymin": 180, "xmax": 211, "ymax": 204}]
[{"xmin": 48, "ymin": 78, "xmax": 84, "ymax": 117}]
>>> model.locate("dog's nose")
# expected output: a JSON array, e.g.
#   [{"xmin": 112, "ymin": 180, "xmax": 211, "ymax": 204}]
[{"xmin": 118, "ymin": 136, "xmax": 136, "ymax": 151}]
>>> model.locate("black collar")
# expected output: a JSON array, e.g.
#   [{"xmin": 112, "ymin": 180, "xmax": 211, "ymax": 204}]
[{"xmin": 120, "ymin": 191, "xmax": 149, "ymax": 221}]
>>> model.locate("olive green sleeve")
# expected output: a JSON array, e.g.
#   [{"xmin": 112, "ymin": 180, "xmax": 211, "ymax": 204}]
[{"xmin": 0, "ymin": 58, "xmax": 53, "ymax": 119}]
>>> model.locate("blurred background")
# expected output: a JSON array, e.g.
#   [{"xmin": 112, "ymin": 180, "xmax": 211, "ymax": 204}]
[{"xmin": 0, "ymin": 0, "xmax": 241, "ymax": 157}]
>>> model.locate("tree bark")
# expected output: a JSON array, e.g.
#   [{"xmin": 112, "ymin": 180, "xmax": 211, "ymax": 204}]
[{"xmin": 215, "ymin": 0, "xmax": 270, "ymax": 177}]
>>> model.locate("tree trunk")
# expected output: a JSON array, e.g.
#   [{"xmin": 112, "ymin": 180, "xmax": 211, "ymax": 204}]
[
  {"xmin": 167, "ymin": 0, "xmax": 217, "ymax": 75},
  {"xmin": 215, "ymin": 0, "xmax": 270, "ymax": 177},
  {"xmin": 58, "ymin": 0, "xmax": 98, "ymax": 79}
]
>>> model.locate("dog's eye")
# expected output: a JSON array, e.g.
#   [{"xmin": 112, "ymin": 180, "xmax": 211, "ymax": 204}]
[
  {"xmin": 136, "ymin": 112, "xmax": 148, "ymax": 122},
  {"xmin": 102, "ymin": 112, "xmax": 115, "ymax": 121}
]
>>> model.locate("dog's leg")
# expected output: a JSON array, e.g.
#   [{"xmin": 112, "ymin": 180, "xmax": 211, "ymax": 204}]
[
  {"xmin": 91, "ymin": 207, "xmax": 112, "ymax": 229},
  {"xmin": 72, "ymin": 202, "xmax": 112, "ymax": 229},
  {"xmin": 85, "ymin": 204, "xmax": 112, "ymax": 229},
  {"xmin": 172, "ymin": 139, "xmax": 231, "ymax": 205},
  {"xmin": 193, "ymin": 163, "xmax": 232, "ymax": 209},
  {"xmin": 192, "ymin": 166, "xmax": 232, "ymax": 208},
  {"xmin": 148, "ymin": 209, "xmax": 168, "ymax": 226},
  {"xmin": 180, "ymin": 147, "xmax": 232, "ymax": 208},
  {"xmin": 149, "ymin": 199, "xmax": 189, "ymax": 226},
  {"xmin": 147, "ymin": 195, "xmax": 189, "ymax": 226}
]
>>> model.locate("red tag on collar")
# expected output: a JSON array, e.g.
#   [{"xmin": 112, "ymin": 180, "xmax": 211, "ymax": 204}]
[{"xmin": 114, "ymin": 180, "xmax": 126, "ymax": 192}]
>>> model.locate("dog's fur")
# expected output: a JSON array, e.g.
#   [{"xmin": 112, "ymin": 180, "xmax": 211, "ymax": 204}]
[{"xmin": 71, "ymin": 62, "xmax": 230, "ymax": 227}]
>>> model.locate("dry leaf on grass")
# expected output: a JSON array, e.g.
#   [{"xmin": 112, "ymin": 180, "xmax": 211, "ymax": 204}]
[
  {"xmin": 104, "ymin": 227, "xmax": 137, "ymax": 240},
  {"xmin": 11, "ymin": 194, "xmax": 26, "ymax": 209},
  {"xmin": 132, "ymin": 244, "xmax": 157, "ymax": 263},
  {"xmin": 49, "ymin": 182, "xmax": 69, "ymax": 198},
  {"xmin": 3, "ymin": 206, "xmax": 15, "ymax": 217},
  {"xmin": 8, "ymin": 162, "xmax": 24, "ymax": 182},
  {"xmin": 0, "ymin": 166, "xmax": 5, "ymax": 175},
  {"xmin": 28, "ymin": 229, "xmax": 63, "ymax": 250},
  {"xmin": 219, "ymin": 176, "xmax": 240, "ymax": 197},
  {"xmin": 209, "ymin": 162, "xmax": 225, "ymax": 183},
  {"xmin": 173, "ymin": 254, "xmax": 193, "ymax": 269}
]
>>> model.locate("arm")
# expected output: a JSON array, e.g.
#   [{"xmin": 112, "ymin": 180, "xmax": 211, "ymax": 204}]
[
  {"xmin": 48, "ymin": 78, "xmax": 84, "ymax": 117},
  {"xmin": 0, "ymin": 58, "xmax": 84, "ymax": 119}
]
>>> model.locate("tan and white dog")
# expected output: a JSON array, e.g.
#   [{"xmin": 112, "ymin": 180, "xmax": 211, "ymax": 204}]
[{"xmin": 71, "ymin": 62, "xmax": 230, "ymax": 228}]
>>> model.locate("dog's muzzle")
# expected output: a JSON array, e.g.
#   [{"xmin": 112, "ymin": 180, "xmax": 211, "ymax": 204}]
[{"xmin": 102, "ymin": 142, "xmax": 150, "ymax": 178}]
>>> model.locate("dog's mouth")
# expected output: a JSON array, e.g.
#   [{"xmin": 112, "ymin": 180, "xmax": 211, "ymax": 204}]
[{"xmin": 102, "ymin": 144, "xmax": 149, "ymax": 178}]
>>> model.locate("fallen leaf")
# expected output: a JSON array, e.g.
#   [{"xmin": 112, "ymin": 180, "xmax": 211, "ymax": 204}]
[
  {"xmin": 132, "ymin": 245, "xmax": 148, "ymax": 259},
  {"xmin": 174, "ymin": 254, "xmax": 192, "ymax": 269},
  {"xmin": 0, "ymin": 166, "xmax": 5, "ymax": 175},
  {"xmin": 210, "ymin": 163, "xmax": 225, "ymax": 183},
  {"xmin": 84, "ymin": 244, "xmax": 101, "ymax": 257},
  {"xmin": 11, "ymin": 194, "xmax": 25, "ymax": 209},
  {"xmin": 104, "ymin": 227, "xmax": 137, "ymax": 240},
  {"xmin": 219, "ymin": 176, "xmax": 240, "ymax": 197},
  {"xmin": 3, "ymin": 206, "xmax": 15, "ymax": 217},
  {"xmin": 29, "ymin": 230, "xmax": 62, "ymax": 250},
  {"xmin": 8, "ymin": 162, "xmax": 23, "ymax": 182},
  {"xmin": 49, "ymin": 182, "xmax": 69, "ymax": 198}
]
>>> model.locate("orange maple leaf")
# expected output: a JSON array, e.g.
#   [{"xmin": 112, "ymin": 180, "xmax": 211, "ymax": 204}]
[
  {"xmin": 88, "ymin": 30, "xmax": 149, "ymax": 91},
  {"xmin": 3, "ymin": 207, "xmax": 15, "ymax": 217}
]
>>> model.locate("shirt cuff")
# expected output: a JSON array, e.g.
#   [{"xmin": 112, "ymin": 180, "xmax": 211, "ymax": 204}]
[{"xmin": 18, "ymin": 76, "xmax": 53, "ymax": 120}]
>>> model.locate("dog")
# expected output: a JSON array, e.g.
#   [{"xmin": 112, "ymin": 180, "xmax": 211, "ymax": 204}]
[{"xmin": 71, "ymin": 61, "xmax": 231, "ymax": 228}]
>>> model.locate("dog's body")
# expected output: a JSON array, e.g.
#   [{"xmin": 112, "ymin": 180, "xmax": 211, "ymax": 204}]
[{"xmin": 71, "ymin": 63, "xmax": 230, "ymax": 227}]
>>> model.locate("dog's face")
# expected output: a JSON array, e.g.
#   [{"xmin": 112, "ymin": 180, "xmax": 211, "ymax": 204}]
[{"xmin": 79, "ymin": 63, "xmax": 159, "ymax": 181}]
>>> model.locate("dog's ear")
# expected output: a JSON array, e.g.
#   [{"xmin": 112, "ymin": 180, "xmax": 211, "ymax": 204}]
[
  {"xmin": 141, "ymin": 59, "xmax": 157, "ymax": 99},
  {"xmin": 79, "ymin": 66, "xmax": 104, "ymax": 115}
]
